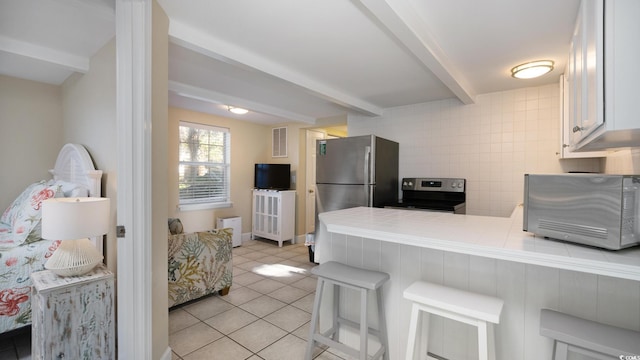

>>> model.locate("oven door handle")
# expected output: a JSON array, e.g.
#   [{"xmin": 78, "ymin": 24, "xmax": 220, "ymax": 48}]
[{"xmin": 364, "ymin": 146, "xmax": 371, "ymax": 206}]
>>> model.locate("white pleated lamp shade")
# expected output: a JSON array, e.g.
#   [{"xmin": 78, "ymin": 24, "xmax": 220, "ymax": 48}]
[{"xmin": 42, "ymin": 197, "xmax": 110, "ymax": 276}]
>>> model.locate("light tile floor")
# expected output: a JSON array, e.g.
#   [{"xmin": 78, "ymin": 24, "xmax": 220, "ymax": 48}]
[
  {"xmin": 0, "ymin": 238, "xmax": 354, "ymax": 360},
  {"xmin": 170, "ymin": 238, "xmax": 353, "ymax": 360}
]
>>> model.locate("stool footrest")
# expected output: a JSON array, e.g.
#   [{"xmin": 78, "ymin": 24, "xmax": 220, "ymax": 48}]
[
  {"xmin": 312, "ymin": 332, "xmax": 385, "ymax": 360},
  {"xmin": 337, "ymin": 316, "xmax": 382, "ymax": 338}
]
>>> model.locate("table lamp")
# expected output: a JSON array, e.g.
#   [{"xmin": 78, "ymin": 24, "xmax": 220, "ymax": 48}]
[{"xmin": 42, "ymin": 197, "xmax": 110, "ymax": 276}]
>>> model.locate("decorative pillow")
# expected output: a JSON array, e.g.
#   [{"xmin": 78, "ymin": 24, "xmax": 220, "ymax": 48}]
[
  {"xmin": 0, "ymin": 222, "xmax": 14, "ymax": 250},
  {"xmin": 11, "ymin": 182, "xmax": 61, "ymax": 246},
  {"xmin": 168, "ymin": 218, "xmax": 184, "ymax": 235},
  {"xmin": 1, "ymin": 181, "xmax": 46, "ymax": 227},
  {"xmin": 47, "ymin": 179, "xmax": 90, "ymax": 198}
]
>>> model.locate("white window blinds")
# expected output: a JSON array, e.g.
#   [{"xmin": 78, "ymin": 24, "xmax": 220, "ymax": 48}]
[{"xmin": 178, "ymin": 121, "xmax": 231, "ymax": 209}]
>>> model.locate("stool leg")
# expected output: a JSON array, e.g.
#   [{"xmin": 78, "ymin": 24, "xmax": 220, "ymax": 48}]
[
  {"xmin": 488, "ymin": 323, "xmax": 496, "ymax": 360},
  {"xmin": 405, "ymin": 303, "xmax": 420, "ymax": 360},
  {"xmin": 305, "ymin": 278, "xmax": 325, "ymax": 360},
  {"xmin": 477, "ymin": 320, "xmax": 488, "ymax": 360},
  {"xmin": 418, "ymin": 310, "xmax": 430, "ymax": 360},
  {"xmin": 376, "ymin": 287, "xmax": 389, "ymax": 360},
  {"xmin": 407, "ymin": 304, "xmax": 431, "ymax": 360},
  {"xmin": 553, "ymin": 341, "xmax": 568, "ymax": 360},
  {"xmin": 330, "ymin": 283, "xmax": 339, "ymax": 340},
  {"xmin": 360, "ymin": 288, "xmax": 368, "ymax": 360}
]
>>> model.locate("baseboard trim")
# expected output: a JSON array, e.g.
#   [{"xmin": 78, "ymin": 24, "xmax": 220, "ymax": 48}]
[{"xmin": 160, "ymin": 346, "xmax": 172, "ymax": 360}]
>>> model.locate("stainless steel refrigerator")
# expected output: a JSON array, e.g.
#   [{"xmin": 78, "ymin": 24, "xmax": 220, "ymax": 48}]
[{"xmin": 315, "ymin": 135, "xmax": 399, "ymax": 221}]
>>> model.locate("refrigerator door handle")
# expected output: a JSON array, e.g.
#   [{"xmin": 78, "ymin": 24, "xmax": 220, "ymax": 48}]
[{"xmin": 364, "ymin": 146, "xmax": 371, "ymax": 206}]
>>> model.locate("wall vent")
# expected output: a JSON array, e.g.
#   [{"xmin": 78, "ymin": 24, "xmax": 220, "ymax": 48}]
[{"xmin": 272, "ymin": 127, "xmax": 287, "ymax": 158}]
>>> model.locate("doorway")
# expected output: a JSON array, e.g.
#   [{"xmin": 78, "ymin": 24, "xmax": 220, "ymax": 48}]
[{"xmin": 305, "ymin": 130, "xmax": 325, "ymax": 235}]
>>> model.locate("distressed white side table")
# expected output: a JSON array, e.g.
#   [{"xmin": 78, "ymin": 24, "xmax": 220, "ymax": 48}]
[{"xmin": 31, "ymin": 263, "xmax": 115, "ymax": 359}]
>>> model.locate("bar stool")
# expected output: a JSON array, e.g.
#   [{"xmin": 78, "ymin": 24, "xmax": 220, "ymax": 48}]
[
  {"xmin": 403, "ymin": 281, "xmax": 504, "ymax": 360},
  {"xmin": 540, "ymin": 308, "xmax": 640, "ymax": 359},
  {"xmin": 305, "ymin": 261, "xmax": 390, "ymax": 360}
]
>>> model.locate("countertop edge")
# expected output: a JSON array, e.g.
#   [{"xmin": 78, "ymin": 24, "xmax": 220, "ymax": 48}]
[{"xmin": 323, "ymin": 211, "xmax": 640, "ymax": 282}]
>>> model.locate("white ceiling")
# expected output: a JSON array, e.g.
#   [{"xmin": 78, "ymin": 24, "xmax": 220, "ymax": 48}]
[{"xmin": 0, "ymin": 0, "xmax": 580, "ymax": 125}]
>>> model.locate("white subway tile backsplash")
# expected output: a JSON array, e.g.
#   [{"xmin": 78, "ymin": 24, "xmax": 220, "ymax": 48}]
[{"xmin": 349, "ymin": 84, "xmax": 603, "ymax": 217}]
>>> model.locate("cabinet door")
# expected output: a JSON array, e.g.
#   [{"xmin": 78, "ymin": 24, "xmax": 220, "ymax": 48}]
[
  {"xmin": 253, "ymin": 192, "xmax": 265, "ymax": 234},
  {"xmin": 37, "ymin": 280, "xmax": 115, "ymax": 359},
  {"xmin": 268, "ymin": 194, "xmax": 279, "ymax": 235},
  {"xmin": 581, "ymin": 0, "xmax": 604, "ymax": 137},
  {"xmin": 77, "ymin": 281, "xmax": 115, "ymax": 358},
  {"xmin": 560, "ymin": 73, "xmax": 606, "ymax": 158},
  {"xmin": 253, "ymin": 190, "xmax": 282, "ymax": 238},
  {"xmin": 568, "ymin": 0, "xmax": 605, "ymax": 147},
  {"xmin": 569, "ymin": 4, "xmax": 584, "ymax": 146}
]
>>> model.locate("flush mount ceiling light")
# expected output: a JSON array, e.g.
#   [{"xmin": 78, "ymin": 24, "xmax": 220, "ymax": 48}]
[
  {"xmin": 228, "ymin": 106, "xmax": 249, "ymax": 115},
  {"xmin": 511, "ymin": 60, "xmax": 554, "ymax": 79}
]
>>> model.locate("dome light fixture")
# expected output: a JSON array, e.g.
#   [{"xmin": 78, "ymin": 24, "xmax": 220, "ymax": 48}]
[
  {"xmin": 511, "ymin": 60, "xmax": 554, "ymax": 79},
  {"xmin": 228, "ymin": 106, "xmax": 249, "ymax": 115}
]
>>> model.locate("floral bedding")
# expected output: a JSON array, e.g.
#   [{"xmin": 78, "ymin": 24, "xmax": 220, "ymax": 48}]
[
  {"xmin": 0, "ymin": 239, "xmax": 59, "ymax": 333},
  {"xmin": 0, "ymin": 179, "xmax": 82, "ymax": 334},
  {"xmin": 168, "ymin": 228, "xmax": 233, "ymax": 308}
]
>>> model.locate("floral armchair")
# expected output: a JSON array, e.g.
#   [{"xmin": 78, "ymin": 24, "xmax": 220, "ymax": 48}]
[{"xmin": 167, "ymin": 219, "xmax": 233, "ymax": 308}]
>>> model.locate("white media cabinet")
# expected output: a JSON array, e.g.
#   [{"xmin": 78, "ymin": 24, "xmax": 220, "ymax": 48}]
[{"xmin": 252, "ymin": 189, "xmax": 295, "ymax": 247}]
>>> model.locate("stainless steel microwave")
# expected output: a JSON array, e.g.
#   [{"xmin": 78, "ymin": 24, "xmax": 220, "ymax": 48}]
[{"xmin": 523, "ymin": 174, "xmax": 640, "ymax": 250}]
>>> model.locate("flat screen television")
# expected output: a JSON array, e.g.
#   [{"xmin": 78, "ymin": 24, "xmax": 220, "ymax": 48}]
[{"xmin": 254, "ymin": 163, "xmax": 291, "ymax": 190}]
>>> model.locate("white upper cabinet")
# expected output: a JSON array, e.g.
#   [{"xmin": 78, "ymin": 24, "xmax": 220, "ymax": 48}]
[
  {"xmin": 567, "ymin": 0, "xmax": 640, "ymax": 151},
  {"xmin": 559, "ymin": 73, "xmax": 606, "ymax": 158}
]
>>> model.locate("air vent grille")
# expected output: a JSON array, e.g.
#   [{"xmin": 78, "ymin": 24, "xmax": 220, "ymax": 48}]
[
  {"xmin": 272, "ymin": 127, "xmax": 287, "ymax": 158},
  {"xmin": 539, "ymin": 219, "xmax": 608, "ymax": 239}
]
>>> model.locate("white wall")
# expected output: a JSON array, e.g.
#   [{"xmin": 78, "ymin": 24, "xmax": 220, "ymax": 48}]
[
  {"xmin": 167, "ymin": 107, "xmax": 270, "ymax": 235},
  {"xmin": 349, "ymin": 84, "xmax": 602, "ymax": 217},
  {"xmin": 152, "ymin": 3, "xmax": 170, "ymax": 357},
  {"xmin": 0, "ymin": 75, "xmax": 63, "ymax": 209},
  {"xmin": 604, "ymin": 149, "xmax": 640, "ymax": 174},
  {"xmin": 62, "ymin": 38, "xmax": 118, "ymax": 271}
]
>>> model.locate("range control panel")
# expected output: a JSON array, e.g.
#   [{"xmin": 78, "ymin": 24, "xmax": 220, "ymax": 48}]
[{"xmin": 401, "ymin": 177, "xmax": 466, "ymax": 193}]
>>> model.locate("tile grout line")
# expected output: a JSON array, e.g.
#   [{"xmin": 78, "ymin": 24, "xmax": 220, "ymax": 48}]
[{"xmin": 170, "ymin": 239, "xmax": 337, "ymax": 360}]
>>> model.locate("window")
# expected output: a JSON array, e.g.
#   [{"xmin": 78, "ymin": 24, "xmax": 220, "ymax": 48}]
[{"xmin": 178, "ymin": 121, "xmax": 231, "ymax": 210}]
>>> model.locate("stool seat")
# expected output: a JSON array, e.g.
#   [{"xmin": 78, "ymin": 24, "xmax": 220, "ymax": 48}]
[
  {"xmin": 540, "ymin": 308, "xmax": 640, "ymax": 359},
  {"xmin": 311, "ymin": 261, "xmax": 390, "ymax": 290},
  {"xmin": 403, "ymin": 281, "xmax": 503, "ymax": 360},
  {"xmin": 305, "ymin": 261, "xmax": 390, "ymax": 360},
  {"xmin": 403, "ymin": 281, "xmax": 503, "ymax": 324}
]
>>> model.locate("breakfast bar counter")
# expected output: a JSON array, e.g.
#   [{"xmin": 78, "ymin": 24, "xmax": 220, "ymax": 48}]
[
  {"xmin": 317, "ymin": 206, "xmax": 640, "ymax": 281},
  {"xmin": 314, "ymin": 206, "xmax": 640, "ymax": 359}
]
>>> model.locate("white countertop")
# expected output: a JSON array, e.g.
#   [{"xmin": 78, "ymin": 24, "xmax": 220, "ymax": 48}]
[{"xmin": 318, "ymin": 206, "xmax": 640, "ymax": 281}]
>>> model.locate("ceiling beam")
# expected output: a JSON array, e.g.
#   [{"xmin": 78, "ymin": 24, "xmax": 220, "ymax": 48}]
[
  {"xmin": 356, "ymin": 0, "xmax": 476, "ymax": 104},
  {"xmin": 169, "ymin": 81, "xmax": 317, "ymax": 124},
  {"xmin": 168, "ymin": 20, "xmax": 384, "ymax": 117},
  {"xmin": 0, "ymin": 35, "xmax": 89, "ymax": 74}
]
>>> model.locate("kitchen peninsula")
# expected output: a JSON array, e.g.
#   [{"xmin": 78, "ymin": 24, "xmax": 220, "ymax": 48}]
[{"xmin": 315, "ymin": 207, "xmax": 640, "ymax": 360}]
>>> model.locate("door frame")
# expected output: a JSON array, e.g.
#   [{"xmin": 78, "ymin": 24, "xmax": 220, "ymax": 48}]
[
  {"xmin": 305, "ymin": 129, "xmax": 324, "ymax": 234},
  {"xmin": 116, "ymin": 0, "xmax": 153, "ymax": 358}
]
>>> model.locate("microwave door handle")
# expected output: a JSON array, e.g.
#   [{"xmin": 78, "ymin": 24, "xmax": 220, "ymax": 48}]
[{"xmin": 364, "ymin": 146, "xmax": 371, "ymax": 206}]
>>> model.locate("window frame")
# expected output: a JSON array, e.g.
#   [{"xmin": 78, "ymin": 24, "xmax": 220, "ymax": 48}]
[{"xmin": 177, "ymin": 121, "xmax": 232, "ymax": 211}]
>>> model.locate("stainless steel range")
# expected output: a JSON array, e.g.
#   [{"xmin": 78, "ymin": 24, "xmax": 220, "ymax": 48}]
[{"xmin": 386, "ymin": 177, "xmax": 466, "ymax": 214}]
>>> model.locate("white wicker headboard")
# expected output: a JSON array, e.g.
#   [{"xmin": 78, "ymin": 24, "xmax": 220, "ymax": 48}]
[
  {"xmin": 48, "ymin": 143, "xmax": 105, "ymax": 252},
  {"xmin": 49, "ymin": 144, "xmax": 103, "ymax": 197}
]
